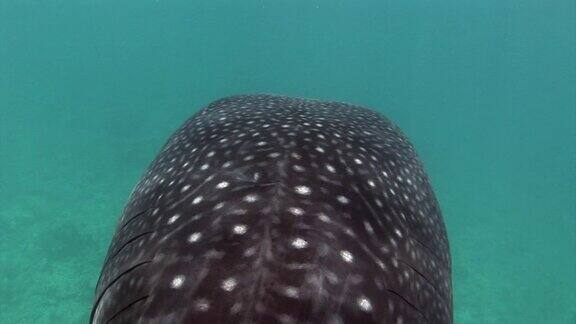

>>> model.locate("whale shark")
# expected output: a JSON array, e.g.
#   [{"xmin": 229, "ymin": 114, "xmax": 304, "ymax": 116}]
[{"xmin": 91, "ymin": 94, "xmax": 452, "ymax": 323}]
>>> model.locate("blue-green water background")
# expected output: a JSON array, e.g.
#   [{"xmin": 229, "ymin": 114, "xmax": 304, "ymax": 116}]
[{"xmin": 1, "ymin": 0, "xmax": 574, "ymax": 323}]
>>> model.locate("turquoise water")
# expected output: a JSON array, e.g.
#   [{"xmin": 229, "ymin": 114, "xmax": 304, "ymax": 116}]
[{"xmin": 0, "ymin": 0, "xmax": 574, "ymax": 323}]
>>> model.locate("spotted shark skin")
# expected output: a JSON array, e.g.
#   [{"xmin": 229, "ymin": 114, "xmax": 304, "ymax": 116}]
[{"xmin": 91, "ymin": 94, "xmax": 452, "ymax": 324}]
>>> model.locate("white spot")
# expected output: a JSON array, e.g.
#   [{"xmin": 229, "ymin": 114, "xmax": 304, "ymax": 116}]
[
  {"xmin": 284, "ymin": 286, "xmax": 299, "ymax": 298},
  {"xmin": 194, "ymin": 298, "xmax": 210, "ymax": 312},
  {"xmin": 318, "ymin": 213, "xmax": 331, "ymax": 223},
  {"xmin": 231, "ymin": 208, "xmax": 247, "ymax": 215},
  {"xmin": 340, "ymin": 250, "xmax": 354, "ymax": 263},
  {"xmin": 354, "ymin": 158, "xmax": 363, "ymax": 165},
  {"xmin": 394, "ymin": 228, "xmax": 403, "ymax": 238},
  {"xmin": 216, "ymin": 181, "xmax": 229, "ymax": 189},
  {"xmin": 315, "ymin": 147, "xmax": 325, "ymax": 153},
  {"xmin": 288, "ymin": 207, "xmax": 304, "ymax": 216},
  {"xmin": 337, "ymin": 195, "xmax": 349, "ymax": 204},
  {"xmin": 221, "ymin": 277, "xmax": 237, "ymax": 291},
  {"xmin": 367, "ymin": 180, "xmax": 376, "ymax": 188},
  {"xmin": 364, "ymin": 221, "xmax": 374, "ymax": 234},
  {"xmin": 192, "ymin": 196, "xmax": 203, "ymax": 204},
  {"xmin": 233, "ymin": 224, "xmax": 248, "ymax": 235},
  {"xmin": 293, "ymin": 165, "xmax": 306, "ymax": 172},
  {"xmin": 326, "ymin": 164, "xmax": 336, "ymax": 173},
  {"xmin": 181, "ymin": 185, "xmax": 191, "ymax": 192},
  {"xmin": 357, "ymin": 296, "xmax": 373, "ymax": 312},
  {"xmin": 243, "ymin": 194, "xmax": 259, "ymax": 203},
  {"xmin": 291, "ymin": 237, "xmax": 309, "ymax": 249},
  {"xmin": 188, "ymin": 232, "xmax": 202, "ymax": 243},
  {"xmin": 170, "ymin": 275, "xmax": 185, "ymax": 289},
  {"xmin": 167, "ymin": 214, "xmax": 180, "ymax": 224},
  {"xmin": 200, "ymin": 163, "xmax": 209, "ymax": 170},
  {"xmin": 294, "ymin": 185, "xmax": 311, "ymax": 195}
]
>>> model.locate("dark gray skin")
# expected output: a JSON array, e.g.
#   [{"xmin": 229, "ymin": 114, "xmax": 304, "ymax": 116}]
[{"xmin": 91, "ymin": 95, "xmax": 452, "ymax": 324}]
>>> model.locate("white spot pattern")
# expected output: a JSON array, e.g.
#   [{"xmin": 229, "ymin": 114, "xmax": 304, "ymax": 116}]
[
  {"xmin": 94, "ymin": 95, "xmax": 452, "ymax": 324},
  {"xmin": 170, "ymin": 275, "xmax": 185, "ymax": 289}
]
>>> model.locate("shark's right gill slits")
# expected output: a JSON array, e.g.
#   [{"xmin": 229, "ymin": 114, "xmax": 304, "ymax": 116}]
[
  {"xmin": 396, "ymin": 258, "xmax": 436, "ymax": 292},
  {"xmin": 408, "ymin": 236, "xmax": 445, "ymax": 265},
  {"xmin": 386, "ymin": 288, "xmax": 428, "ymax": 322},
  {"xmin": 106, "ymin": 295, "xmax": 149, "ymax": 324},
  {"xmin": 396, "ymin": 257, "xmax": 451, "ymax": 310}
]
